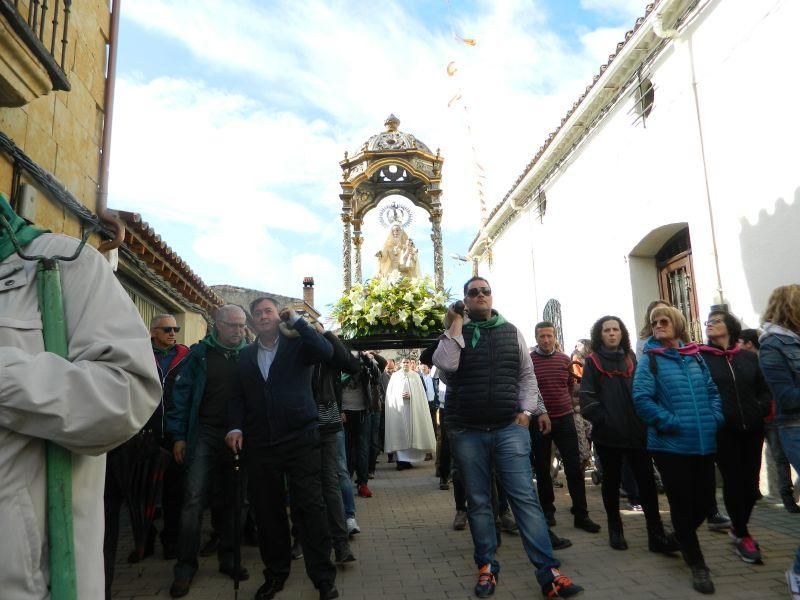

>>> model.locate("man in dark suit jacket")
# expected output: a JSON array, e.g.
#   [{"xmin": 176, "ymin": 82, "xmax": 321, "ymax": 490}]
[{"xmin": 226, "ymin": 297, "xmax": 336, "ymax": 600}]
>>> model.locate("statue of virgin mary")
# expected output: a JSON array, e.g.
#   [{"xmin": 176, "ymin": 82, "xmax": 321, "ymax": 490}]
[{"xmin": 375, "ymin": 223, "xmax": 421, "ymax": 279}]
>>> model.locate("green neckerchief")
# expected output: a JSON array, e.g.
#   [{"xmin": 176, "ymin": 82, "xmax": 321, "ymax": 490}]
[
  {"xmin": 0, "ymin": 193, "xmax": 48, "ymax": 262},
  {"xmin": 152, "ymin": 343, "xmax": 172, "ymax": 357},
  {"xmin": 201, "ymin": 330, "xmax": 246, "ymax": 359},
  {"xmin": 468, "ymin": 310, "xmax": 507, "ymax": 348}
]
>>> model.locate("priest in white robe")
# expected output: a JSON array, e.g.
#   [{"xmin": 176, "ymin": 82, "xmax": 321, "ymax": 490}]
[{"xmin": 385, "ymin": 357, "xmax": 437, "ymax": 469}]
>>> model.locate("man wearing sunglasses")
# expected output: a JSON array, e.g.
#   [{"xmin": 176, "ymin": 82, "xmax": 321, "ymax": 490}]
[{"xmin": 433, "ymin": 277, "xmax": 583, "ymax": 599}]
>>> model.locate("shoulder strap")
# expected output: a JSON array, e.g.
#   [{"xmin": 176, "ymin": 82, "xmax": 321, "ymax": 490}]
[{"xmin": 648, "ymin": 352, "xmax": 658, "ymax": 376}]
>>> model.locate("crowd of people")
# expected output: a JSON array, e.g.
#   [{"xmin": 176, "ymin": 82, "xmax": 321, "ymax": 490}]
[{"xmin": 94, "ymin": 278, "xmax": 800, "ymax": 600}]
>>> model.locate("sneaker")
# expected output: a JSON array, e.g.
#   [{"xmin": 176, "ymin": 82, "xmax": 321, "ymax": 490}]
[
  {"xmin": 499, "ymin": 511, "xmax": 518, "ymax": 533},
  {"xmin": 318, "ymin": 581, "xmax": 339, "ymax": 600},
  {"xmin": 453, "ymin": 510, "xmax": 468, "ymax": 530},
  {"xmin": 541, "ymin": 569, "xmax": 583, "ymax": 598},
  {"xmin": 474, "ymin": 563, "xmax": 498, "ymax": 598},
  {"xmin": 627, "ymin": 502, "xmax": 643, "ymax": 512},
  {"xmin": 439, "ymin": 478, "xmax": 450, "ymax": 490},
  {"xmin": 357, "ymin": 483, "xmax": 373, "ymax": 498},
  {"xmin": 707, "ymin": 511, "xmax": 731, "ymax": 531},
  {"xmin": 291, "ymin": 539, "xmax": 303, "ymax": 560},
  {"xmin": 574, "ymin": 515, "xmax": 600, "ymax": 533},
  {"xmin": 368, "ymin": 471, "xmax": 376, "ymax": 479},
  {"xmin": 334, "ymin": 545, "xmax": 356, "ymax": 564},
  {"xmin": 690, "ymin": 565, "xmax": 714, "ymax": 594},
  {"xmin": 346, "ymin": 517, "xmax": 360, "ymax": 536},
  {"xmin": 734, "ymin": 535, "xmax": 762, "ymax": 564},
  {"xmin": 787, "ymin": 569, "xmax": 800, "ymax": 600}
]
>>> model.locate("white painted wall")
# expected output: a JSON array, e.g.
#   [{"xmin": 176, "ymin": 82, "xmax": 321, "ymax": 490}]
[{"xmin": 481, "ymin": 0, "xmax": 800, "ymax": 349}]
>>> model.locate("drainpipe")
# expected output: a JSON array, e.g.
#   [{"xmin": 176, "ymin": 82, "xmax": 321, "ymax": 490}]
[{"xmin": 97, "ymin": 0, "xmax": 124, "ymax": 253}]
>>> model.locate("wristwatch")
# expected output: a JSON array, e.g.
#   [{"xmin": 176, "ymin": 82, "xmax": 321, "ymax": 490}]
[{"xmin": 522, "ymin": 410, "xmax": 534, "ymax": 418}]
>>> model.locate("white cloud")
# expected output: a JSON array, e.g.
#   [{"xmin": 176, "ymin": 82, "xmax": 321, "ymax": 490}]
[
  {"xmin": 111, "ymin": 0, "xmax": 640, "ymax": 313},
  {"xmin": 580, "ymin": 0, "xmax": 650, "ymax": 21}
]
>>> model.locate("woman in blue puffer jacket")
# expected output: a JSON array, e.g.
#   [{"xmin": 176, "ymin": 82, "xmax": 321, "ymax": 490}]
[
  {"xmin": 758, "ymin": 285, "xmax": 800, "ymax": 600},
  {"xmin": 633, "ymin": 305, "xmax": 723, "ymax": 596}
]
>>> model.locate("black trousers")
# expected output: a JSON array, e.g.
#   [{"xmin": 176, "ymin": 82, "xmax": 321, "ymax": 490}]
[
  {"xmin": 717, "ymin": 427, "xmax": 764, "ymax": 538},
  {"xmin": 248, "ymin": 430, "xmax": 336, "ymax": 587},
  {"xmin": 652, "ymin": 452, "xmax": 716, "ymax": 566},
  {"xmin": 160, "ymin": 451, "xmax": 184, "ymax": 549},
  {"xmin": 594, "ymin": 444, "xmax": 663, "ymax": 531},
  {"xmin": 531, "ymin": 413, "xmax": 588, "ymax": 518},
  {"xmin": 440, "ymin": 419, "xmax": 467, "ymax": 510}
]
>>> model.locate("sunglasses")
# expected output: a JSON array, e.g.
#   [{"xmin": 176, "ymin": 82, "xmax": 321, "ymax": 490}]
[
  {"xmin": 159, "ymin": 326, "xmax": 181, "ymax": 333},
  {"xmin": 704, "ymin": 319, "xmax": 723, "ymax": 326},
  {"xmin": 466, "ymin": 286, "xmax": 492, "ymax": 298},
  {"xmin": 650, "ymin": 318, "xmax": 671, "ymax": 328}
]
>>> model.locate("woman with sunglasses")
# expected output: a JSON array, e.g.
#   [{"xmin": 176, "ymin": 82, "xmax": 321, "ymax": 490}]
[
  {"xmin": 699, "ymin": 310, "xmax": 770, "ymax": 564},
  {"xmin": 758, "ymin": 285, "xmax": 800, "ymax": 599},
  {"xmin": 633, "ymin": 305, "xmax": 723, "ymax": 595},
  {"xmin": 579, "ymin": 316, "xmax": 679, "ymax": 555}
]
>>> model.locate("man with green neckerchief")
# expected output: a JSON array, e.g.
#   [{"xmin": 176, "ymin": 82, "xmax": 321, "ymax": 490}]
[
  {"xmin": 0, "ymin": 194, "xmax": 161, "ymax": 599},
  {"xmin": 433, "ymin": 276, "xmax": 586, "ymax": 599},
  {"xmin": 166, "ymin": 304, "xmax": 250, "ymax": 597}
]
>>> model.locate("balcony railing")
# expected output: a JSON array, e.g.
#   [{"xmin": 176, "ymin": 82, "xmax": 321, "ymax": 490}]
[{"xmin": 0, "ymin": 0, "xmax": 72, "ymax": 93}]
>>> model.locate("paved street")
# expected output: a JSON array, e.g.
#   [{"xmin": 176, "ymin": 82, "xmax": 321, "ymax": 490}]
[{"xmin": 111, "ymin": 460, "xmax": 797, "ymax": 599}]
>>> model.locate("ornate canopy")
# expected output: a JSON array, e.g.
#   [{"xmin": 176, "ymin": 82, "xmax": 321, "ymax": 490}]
[{"xmin": 339, "ymin": 115, "xmax": 445, "ymax": 291}]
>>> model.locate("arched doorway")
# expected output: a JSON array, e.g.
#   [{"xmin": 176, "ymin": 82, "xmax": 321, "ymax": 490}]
[{"xmin": 656, "ymin": 228, "xmax": 701, "ymax": 341}]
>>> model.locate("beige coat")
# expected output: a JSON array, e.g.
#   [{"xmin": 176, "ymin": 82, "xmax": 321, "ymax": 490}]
[{"xmin": 0, "ymin": 234, "xmax": 161, "ymax": 599}]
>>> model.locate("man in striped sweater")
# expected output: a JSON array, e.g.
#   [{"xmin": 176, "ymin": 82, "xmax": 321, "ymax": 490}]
[{"xmin": 530, "ymin": 322, "xmax": 600, "ymax": 534}]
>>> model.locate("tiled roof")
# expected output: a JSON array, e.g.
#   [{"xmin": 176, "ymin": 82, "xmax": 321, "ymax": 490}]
[{"xmin": 117, "ymin": 211, "xmax": 223, "ymax": 311}]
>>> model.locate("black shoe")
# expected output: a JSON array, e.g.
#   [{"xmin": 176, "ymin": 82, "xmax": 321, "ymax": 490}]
[
  {"xmin": 334, "ymin": 545, "xmax": 356, "ymax": 564},
  {"xmin": 255, "ymin": 579, "xmax": 286, "ymax": 600},
  {"xmin": 690, "ymin": 565, "xmax": 715, "ymax": 594},
  {"xmin": 574, "ymin": 515, "xmax": 600, "ymax": 533},
  {"xmin": 548, "ymin": 529, "xmax": 572, "ymax": 550},
  {"xmin": 291, "ymin": 538, "xmax": 303, "ymax": 559},
  {"xmin": 199, "ymin": 533, "xmax": 219, "ymax": 557},
  {"xmin": 319, "ymin": 581, "xmax": 339, "ymax": 600},
  {"xmin": 648, "ymin": 531, "xmax": 681, "ymax": 554},
  {"xmin": 784, "ymin": 498, "xmax": 800, "ymax": 514},
  {"xmin": 219, "ymin": 564, "xmax": 249, "ymax": 581},
  {"xmin": 545, "ymin": 513, "xmax": 556, "ymax": 527},
  {"xmin": 439, "ymin": 478, "xmax": 450, "ymax": 490},
  {"xmin": 474, "ymin": 563, "xmax": 499, "ymax": 598},
  {"xmin": 169, "ymin": 578, "xmax": 192, "ymax": 598},
  {"xmin": 707, "ymin": 511, "xmax": 730, "ymax": 531},
  {"xmin": 608, "ymin": 523, "xmax": 628, "ymax": 550}
]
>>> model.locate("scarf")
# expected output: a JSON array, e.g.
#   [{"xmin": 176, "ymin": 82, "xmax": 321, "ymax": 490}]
[
  {"xmin": 698, "ymin": 342, "xmax": 741, "ymax": 359},
  {"xmin": 0, "ymin": 194, "xmax": 48, "ymax": 262},
  {"xmin": 647, "ymin": 341, "xmax": 700, "ymax": 356},
  {"xmin": 469, "ymin": 310, "xmax": 506, "ymax": 348},
  {"xmin": 201, "ymin": 330, "xmax": 245, "ymax": 359}
]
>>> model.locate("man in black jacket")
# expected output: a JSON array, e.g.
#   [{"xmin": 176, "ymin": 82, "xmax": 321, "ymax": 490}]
[{"xmin": 226, "ymin": 297, "xmax": 337, "ymax": 600}]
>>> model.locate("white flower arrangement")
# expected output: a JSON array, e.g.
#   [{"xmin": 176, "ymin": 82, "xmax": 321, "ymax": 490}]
[{"xmin": 332, "ymin": 275, "xmax": 448, "ymax": 338}]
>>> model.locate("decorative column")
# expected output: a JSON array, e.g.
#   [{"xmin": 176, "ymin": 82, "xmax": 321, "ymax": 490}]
[
  {"xmin": 353, "ymin": 232, "xmax": 364, "ymax": 284},
  {"xmin": 342, "ymin": 213, "xmax": 352, "ymax": 291},
  {"xmin": 430, "ymin": 211, "xmax": 444, "ymax": 292}
]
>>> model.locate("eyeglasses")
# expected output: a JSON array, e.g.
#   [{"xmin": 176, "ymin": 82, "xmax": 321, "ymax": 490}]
[
  {"xmin": 466, "ymin": 286, "xmax": 492, "ymax": 298},
  {"xmin": 650, "ymin": 318, "xmax": 671, "ymax": 328},
  {"xmin": 704, "ymin": 319, "xmax": 723, "ymax": 326},
  {"xmin": 159, "ymin": 326, "xmax": 181, "ymax": 333},
  {"xmin": 220, "ymin": 322, "xmax": 247, "ymax": 329}
]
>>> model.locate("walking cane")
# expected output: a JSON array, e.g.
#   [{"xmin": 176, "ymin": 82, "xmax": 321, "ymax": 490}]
[
  {"xmin": 0, "ymin": 216, "xmax": 92, "ymax": 600},
  {"xmin": 233, "ymin": 451, "xmax": 243, "ymax": 600}
]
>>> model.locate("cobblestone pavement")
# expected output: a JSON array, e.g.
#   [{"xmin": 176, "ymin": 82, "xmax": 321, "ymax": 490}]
[{"xmin": 111, "ymin": 459, "xmax": 798, "ymax": 599}]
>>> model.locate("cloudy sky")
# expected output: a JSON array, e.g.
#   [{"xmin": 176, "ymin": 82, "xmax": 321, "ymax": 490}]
[{"xmin": 109, "ymin": 0, "xmax": 649, "ymax": 316}]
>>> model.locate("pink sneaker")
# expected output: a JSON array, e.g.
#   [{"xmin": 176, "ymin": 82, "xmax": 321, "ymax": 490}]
[{"xmin": 735, "ymin": 536, "xmax": 762, "ymax": 564}]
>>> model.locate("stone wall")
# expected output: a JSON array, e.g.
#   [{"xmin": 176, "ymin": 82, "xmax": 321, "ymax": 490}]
[{"xmin": 0, "ymin": 0, "xmax": 110, "ymax": 232}]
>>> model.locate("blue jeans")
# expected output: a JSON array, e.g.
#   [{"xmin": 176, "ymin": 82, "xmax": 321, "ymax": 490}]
[
  {"xmin": 337, "ymin": 429, "xmax": 356, "ymax": 518},
  {"xmin": 779, "ymin": 426, "xmax": 800, "ymax": 572},
  {"xmin": 450, "ymin": 421, "xmax": 559, "ymax": 586}
]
